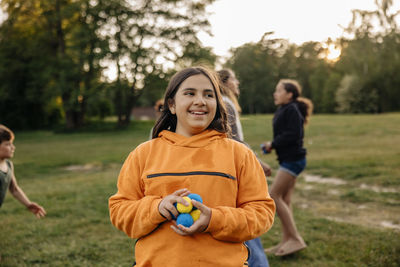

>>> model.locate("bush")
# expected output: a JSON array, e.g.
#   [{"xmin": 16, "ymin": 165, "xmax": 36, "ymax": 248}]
[{"xmin": 335, "ymin": 74, "xmax": 379, "ymax": 113}]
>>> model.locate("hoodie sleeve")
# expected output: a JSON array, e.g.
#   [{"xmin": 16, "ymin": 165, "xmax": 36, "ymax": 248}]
[
  {"xmin": 109, "ymin": 148, "xmax": 166, "ymax": 239},
  {"xmin": 205, "ymin": 147, "xmax": 276, "ymax": 242}
]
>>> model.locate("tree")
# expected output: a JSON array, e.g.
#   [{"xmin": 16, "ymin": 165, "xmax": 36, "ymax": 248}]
[
  {"xmin": 101, "ymin": 0, "xmax": 216, "ymax": 127},
  {"xmin": 337, "ymin": 0, "xmax": 400, "ymax": 112},
  {"xmin": 321, "ymin": 72, "xmax": 341, "ymax": 113},
  {"xmin": 0, "ymin": 0, "xmax": 217, "ymax": 129},
  {"xmin": 226, "ymin": 33, "xmax": 286, "ymax": 114},
  {"xmin": 288, "ymin": 41, "xmax": 332, "ymax": 113},
  {"xmin": 227, "ymin": 34, "xmax": 332, "ymax": 114},
  {"xmin": 51, "ymin": 0, "xmax": 112, "ymax": 129},
  {"xmin": 174, "ymin": 41, "xmax": 217, "ymax": 69},
  {"xmin": 0, "ymin": 0, "xmax": 112, "ymax": 129},
  {"xmin": 0, "ymin": 0, "xmax": 63, "ymax": 129}
]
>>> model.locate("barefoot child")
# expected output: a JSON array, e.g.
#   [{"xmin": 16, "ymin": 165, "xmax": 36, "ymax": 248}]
[
  {"xmin": 0, "ymin": 124, "xmax": 46, "ymax": 218},
  {"xmin": 263, "ymin": 79, "xmax": 313, "ymax": 256},
  {"xmin": 109, "ymin": 66, "xmax": 275, "ymax": 267}
]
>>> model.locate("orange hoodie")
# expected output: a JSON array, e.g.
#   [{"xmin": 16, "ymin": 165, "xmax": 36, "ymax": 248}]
[{"xmin": 109, "ymin": 129, "xmax": 275, "ymax": 267}]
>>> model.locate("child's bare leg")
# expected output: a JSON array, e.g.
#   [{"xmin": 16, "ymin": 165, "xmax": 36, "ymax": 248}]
[
  {"xmin": 265, "ymin": 170, "xmax": 294, "ymax": 253},
  {"xmin": 265, "ymin": 170, "xmax": 306, "ymax": 255}
]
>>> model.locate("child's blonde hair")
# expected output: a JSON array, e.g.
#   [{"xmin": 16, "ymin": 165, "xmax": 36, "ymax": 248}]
[{"xmin": 217, "ymin": 69, "xmax": 242, "ymax": 113}]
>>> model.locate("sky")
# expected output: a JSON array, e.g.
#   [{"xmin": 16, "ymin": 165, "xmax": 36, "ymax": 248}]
[{"xmin": 197, "ymin": 0, "xmax": 398, "ymax": 59}]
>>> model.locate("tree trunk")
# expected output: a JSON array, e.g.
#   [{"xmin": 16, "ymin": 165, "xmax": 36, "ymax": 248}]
[{"xmin": 56, "ymin": 0, "xmax": 76, "ymax": 129}]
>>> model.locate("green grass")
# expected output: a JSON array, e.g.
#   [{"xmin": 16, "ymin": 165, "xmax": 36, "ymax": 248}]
[
  {"xmin": 263, "ymin": 210, "xmax": 400, "ymax": 267},
  {"xmin": 244, "ymin": 113, "xmax": 400, "ymax": 186},
  {"xmin": 1, "ymin": 114, "xmax": 399, "ymax": 266}
]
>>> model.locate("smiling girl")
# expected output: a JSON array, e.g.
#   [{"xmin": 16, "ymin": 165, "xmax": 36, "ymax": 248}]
[{"xmin": 109, "ymin": 66, "xmax": 275, "ymax": 267}]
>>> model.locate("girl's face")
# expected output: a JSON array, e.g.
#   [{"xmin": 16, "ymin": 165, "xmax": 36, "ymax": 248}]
[
  {"xmin": 226, "ymin": 71, "xmax": 240, "ymax": 97},
  {"xmin": 169, "ymin": 74, "xmax": 217, "ymax": 137},
  {"xmin": 273, "ymin": 82, "xmax": 293, "ymax": 106},
  {"xmin": 0, "ymin": 140, "xmax": 15, "ymax": 160}
]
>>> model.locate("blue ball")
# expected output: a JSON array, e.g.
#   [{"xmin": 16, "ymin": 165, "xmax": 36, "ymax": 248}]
[
  {"xmin": 187, "ymin": 193, "xmax": 203, "ymax": 210},
  {"xmin": 176, "ymin": 213, "xmax": 194, "ymax": 227},
  {"xmin": 188, "ymin": 193, "xmax": 203, "ymax": 203}
]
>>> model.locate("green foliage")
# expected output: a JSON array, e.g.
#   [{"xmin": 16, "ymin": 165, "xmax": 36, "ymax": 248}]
[
  {"xmin": 175, "ymin": 41, "xmax": 217, "ymax": 69},
  {"xmin": 0, "ymin": 0, "xmax": 216, "ymax": 130},
  {"xmin": 86, "ymin": 84, "xmax": 114, "ymax": 120},
  {"xmin": 0, "ymin": 4, "xmax": 60, "ymax": 129},
  {"xmin": 227, "ymin": 38, "xmax": 332, "ymax": 114},
  {"xmin": 137, "ymin": 71, "xmax": 170, "ymax": 107},
  {"xmin": 102, "ymin": 0, "xmax": 217, "ymax": 126},
  {"xmin": 335, "ymin": 0, "xmax": 400, "ymax": 113},
  {"xmin": 321, "ymin": 72, "xmax": 341, "ymax": 113},
  {"xmin": 335, "ymin": 74, "xmax": 379, "ymax": 113},
  {"xmin": 226, "ymin": 36, "xmax": 282, "ymax": 114}
]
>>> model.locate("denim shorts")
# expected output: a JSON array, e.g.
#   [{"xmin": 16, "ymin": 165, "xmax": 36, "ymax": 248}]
[{"xmin": 279, "ymin": 158, "xmax": 306, "ymax": 177}]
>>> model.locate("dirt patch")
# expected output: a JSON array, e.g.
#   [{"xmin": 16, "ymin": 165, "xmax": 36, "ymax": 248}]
[
  {"xmin": 295, "ymin": 174, "xmax": 400, "ymax": 231},
  {"xmin": 359, "ymin": 183, "xmax": 397, "ymax": 193},
  {"xmin": 63, "ymin": 164, "xmax": 101, "ymax": 172},
  {"xmin": 304, "ymin": 174, "xmax": 347, "ymax": 185},
  {"xmin": 62, "ymin": 163, "xmax": 122, "ymax": 172}
]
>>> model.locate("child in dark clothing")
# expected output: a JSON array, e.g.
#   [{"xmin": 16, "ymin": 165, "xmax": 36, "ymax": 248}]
[{"xmin": 263, "ymin": 79, "xmax": 313, "ymax": 257}]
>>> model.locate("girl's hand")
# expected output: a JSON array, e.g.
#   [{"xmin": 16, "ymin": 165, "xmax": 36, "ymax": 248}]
[
  {"xmin": 171, "ymin": 199, "xmax": 211, "ymax": 236},
  {"xmin": 27, "ymin": 202, "xmax": 46, "ymax": 218},
  {"xmin": 260, "ymin": 161, "xmax": 272, "ymax": 177},
  {"xmin": 158, "ymin": 188, "xmax": 191, "ymax": 220},
  {"xmin": 264, "ymin": 141, "xmax": 272, "ymax": 152}
]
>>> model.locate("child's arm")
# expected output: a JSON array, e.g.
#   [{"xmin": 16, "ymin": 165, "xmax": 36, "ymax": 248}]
[
  {"xmin": 8, "ymin": 162, "xmax": 46, "ymax": 218},
  {"xmin": 109, "ymin": 149, "xmax": 168, "ymax": 239},
  {"xmin": 259, "ymin": 159, "xmax": 272, "ymax": 177}
]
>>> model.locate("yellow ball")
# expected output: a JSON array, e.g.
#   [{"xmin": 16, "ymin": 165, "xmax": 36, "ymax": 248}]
[
  {"xmin": 176, "ymin": 196, "xmax": 193, "ymax": 213},
  {"xmin": 190, "ymin": 209, "xmax": 201, "ymax": 221}
]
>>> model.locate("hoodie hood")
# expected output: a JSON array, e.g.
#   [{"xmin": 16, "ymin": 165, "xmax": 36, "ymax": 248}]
[{"xmin": 158, "ymin": 129, "xmax": 226, "ymax": 148}]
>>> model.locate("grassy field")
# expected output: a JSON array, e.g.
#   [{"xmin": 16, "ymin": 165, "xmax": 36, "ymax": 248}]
[{"xmin": 1, "ymin": 114, "xmax": 399, "ymax": 266}]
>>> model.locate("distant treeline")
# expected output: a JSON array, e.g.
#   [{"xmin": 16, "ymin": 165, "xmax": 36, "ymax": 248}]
[{"xmin": 0, "ymin": 0, "xmax": 399, "ymax": 130}]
